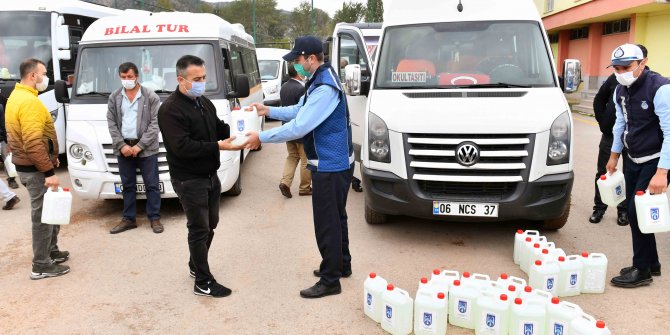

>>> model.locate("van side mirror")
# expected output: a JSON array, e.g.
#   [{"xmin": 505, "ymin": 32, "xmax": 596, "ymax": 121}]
[
  {"xmin": 227, "ymin": 74, "xmax": 250, "ymax": 99},
  {"xmin": 55, "ymin": 80, "xmax": 69, "ymax": 103},
  {"xmin": 562, "ymin": 59, "xmax": 582, "ymax": 93},
  {"xmin": 55, "ymin": 17, "xmax": 71, "ymax": 51},
  {"xmin": 344, "ymin": 64, "xmax": 362, "ymax": 96}
]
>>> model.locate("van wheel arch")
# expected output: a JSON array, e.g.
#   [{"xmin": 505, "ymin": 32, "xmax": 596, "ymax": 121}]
[
  {"xmin": 365, "ymin": 200, "xmax": 387, "ymax": 225},
  {"xmin": 540, "ymin": 195, "xmax": 571, "ymax": 230}
]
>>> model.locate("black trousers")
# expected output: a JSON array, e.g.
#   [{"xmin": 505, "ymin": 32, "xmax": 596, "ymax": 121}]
[
  {"xmin": 172, "ymin": 175, "xmax": 221, "ymax": 286},
  {"xmin": 594, "ymin": 134, "xmax": 627, "ymax": 213},
  {"xmin": 623, "ymin": 155, "xmax": 665, "ymax": 270},
  {"xmin": 312, "ymin": 164, "xmax": 354, "ymax": 286}
]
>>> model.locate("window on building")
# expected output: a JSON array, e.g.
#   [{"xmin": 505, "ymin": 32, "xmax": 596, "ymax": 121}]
[
  {"xmin": 548, "ymin": 34, "xmax": 559, "ymax": 44},
  {"xmin": 570, "ymin": 27, "xmax": 589, "ymax": 40},
  {"xmin": 545, "ymin": 0, "xmax": 554, "ymax": 12},
  {"xmin": 603, "ymin": 19, "xmax": 631, "ymax": 35}
]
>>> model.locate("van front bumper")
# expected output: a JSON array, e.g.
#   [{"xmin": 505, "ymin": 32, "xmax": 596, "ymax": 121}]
[{"xmin": 361, "ymin": 166, "xmax": 573, "ymax": 222}]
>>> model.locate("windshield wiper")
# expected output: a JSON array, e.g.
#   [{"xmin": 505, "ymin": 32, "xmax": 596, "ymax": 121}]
[
  {"xmin": 152, "ymin": 89, "xmax": 173, "ymax": 94},
  {"xmin": 456, "ymin": 83, "xmax": 531, "ymax": 89},
  {"xmin": 76, "ymin": 91, "xmax": 110, "ymax": 97}
]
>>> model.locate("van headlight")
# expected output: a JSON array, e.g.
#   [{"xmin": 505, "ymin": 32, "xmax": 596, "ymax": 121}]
[
  {"xmin": 547, "ymin": 112, "xmax": 571, "ymax": 165},
  {"xmin": 69, "ymin": 143, "xmax": 94, "ymax": 161},
  {"xmin": 369, "ymin": 112, "xmax": 391, "ymax": 163}
]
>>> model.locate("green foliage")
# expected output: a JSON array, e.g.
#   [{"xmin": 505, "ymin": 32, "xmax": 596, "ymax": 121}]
[
  {"xmin": 333, "ymin": 1, "xmax": 366, "ymax": 24},
  {"xmin": 365, "ymin": 0, "xmax": 383, "ymax": 22},
  {"xmin": 289, "ymin": 1, "xmax": 333, "ymax": 40},
  {"xmin": 217, "ymin": 0, "xmax": 288, "ymax": 44}
]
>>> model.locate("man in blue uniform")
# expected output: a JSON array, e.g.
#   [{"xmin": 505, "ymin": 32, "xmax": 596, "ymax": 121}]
[{"xmin": 245, "ymin": 36, "xmax": 354, "ymax": 298}]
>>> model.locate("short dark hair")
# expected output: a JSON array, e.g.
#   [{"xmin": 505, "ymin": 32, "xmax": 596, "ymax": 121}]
[
  {"xmin": 287, "ymin": 62, "xmax": 299, "ymax": 78},
  {"xmin": 118, "ymin": 62, "xmax": 139, "ymax": 76},
  {"xmin": 19, "ymin": 58, "xmax": 46, "ymax": 79},
  {"xmin": 176, "ymin": 55, "xmax": 205, "ymax": 77},
  {"xmin": 314, "ymin": 53, "xmax": 324, "ymax": 62},
  {"xmin": 636, "ymin": 44, "xmax": 648, "ymax": 58}
]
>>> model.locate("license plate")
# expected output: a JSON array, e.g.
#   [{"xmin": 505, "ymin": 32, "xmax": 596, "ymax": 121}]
[
  {"xmin": 432, "ymin": 201, "xmax": 499, "ymax": 217},
  {"xmin": 114, "ymin": 182, "xmax": 164, "ymax": 194}
]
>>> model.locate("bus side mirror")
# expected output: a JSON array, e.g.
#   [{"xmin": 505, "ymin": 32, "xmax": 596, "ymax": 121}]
[
  {"xmin": 55, "ymin": 80, "xmax": 69, "ymax": 103},
  {"xmin": 227, "ymin": 74, "xmax": 250, "ymax": 99},
  {"xmin": 56, "ymin": 17, "xmax": 71, "ymax": 51},
  {"xmin": 562, "ymin": 59, "xmax": 582, "ymax": 93},
  {"xmin": 344, "ymin": 64, "xmax": 361, "ymax": 96}
]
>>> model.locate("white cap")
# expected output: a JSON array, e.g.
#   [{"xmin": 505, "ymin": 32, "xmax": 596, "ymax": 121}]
[{"xmin": 608, "ymin": 44, "xmax": 644, "ymax": 67}]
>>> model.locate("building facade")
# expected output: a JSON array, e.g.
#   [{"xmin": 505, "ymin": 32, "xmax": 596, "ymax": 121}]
[{"xmin": 535, "ymin": 0, "xmax": 670, "ymax": 90}]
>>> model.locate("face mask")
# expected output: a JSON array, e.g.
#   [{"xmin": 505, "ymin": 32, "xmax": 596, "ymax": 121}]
[
  {"xmin": 614, "ymin": 64, "xmax": 640, "ymax": 87},
  {"xmin": 294, "ymin": 58, "xmax": 312, "ymax": 78},
  {"xmin": 121, "ymin": 79, "xmax": 136, "ymax": 90},
  {"xmin": 185, "ymin": 79, "xmax": 206, "ymax": 97},
  {"xmin": 36, "ymin": 76, "xmax": 49, "ymax": 92}
]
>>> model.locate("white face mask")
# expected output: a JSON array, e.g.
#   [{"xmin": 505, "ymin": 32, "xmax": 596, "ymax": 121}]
[
  {"xmin": 36, "ymin": 76, "xmax": 49, "ymax": 92},
  {"xmin": 614, "ymin": 64, "xmax": 641, "ymax": 87},
  {"xmin": 121, "ymin": 79, "xmax": 137, "ymax": 90}
]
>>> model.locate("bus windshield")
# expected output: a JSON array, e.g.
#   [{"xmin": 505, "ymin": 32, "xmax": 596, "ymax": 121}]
[
  {"xmin": 375, "ymin": 21, "xmax": 555, "ymax": 89},
  {"xmin": 259, "ymin": 60, "xmax": 279, "ymax": 80},
  {"xmin": 75, "ymin": 43, "xmax": 217, "ymax": 95},
  {"xmin": 0, "ymin": 12, "xmax": 52, "ymax": 80}
]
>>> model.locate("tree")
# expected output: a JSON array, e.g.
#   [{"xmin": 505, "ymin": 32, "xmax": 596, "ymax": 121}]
[
  {"xmin": 155, "ymin": 0, "xmax": 173, "ymax": 11},
  {"xmin": 365, "ymin": 0, "xmax": 383, "ymax": 22},
  {"xmin": 217, "ymin": 0, "xmax": 287, "ymax": 44},
  {"xmin": 289, "ymin": 1, "xmax": 332, "ymax": 40},
  {"xmin": 333, "ymin": 1, "xmax": 366, "ymax": 24}
]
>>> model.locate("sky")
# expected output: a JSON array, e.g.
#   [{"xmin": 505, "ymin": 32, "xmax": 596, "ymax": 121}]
[{"xmin": 204, "ymin": 0, "xmax": 386, "ymax": 17}]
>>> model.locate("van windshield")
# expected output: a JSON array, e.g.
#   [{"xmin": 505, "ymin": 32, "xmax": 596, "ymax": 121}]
[
  {"xmin": 375, "ymin": 21, "xmax": 556, "ymax": 89},
  {"xmin": 259, "ymin": 60, "xmax": 280, "ymax": 80},
  {"xmin": 0, "ymin": 12, "xmax": 51, "ymax": 81},
  {"xmin": 75, "ymin": 43, "xmax": 217, "ymax": 95}
]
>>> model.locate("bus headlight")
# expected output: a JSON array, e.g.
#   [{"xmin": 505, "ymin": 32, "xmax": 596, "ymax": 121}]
[
  {"xmin": 369, "ymin": 112, "xmax": 391, "ymax": 163},
  {"xmin": 547, "ymin": 112, "xmax": 571, "ymax": 165}
]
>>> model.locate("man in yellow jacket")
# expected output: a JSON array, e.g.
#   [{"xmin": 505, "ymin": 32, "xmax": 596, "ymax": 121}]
[{"xmin": 5, "ymin": 58, "xmax": 69, "ymax": 280}]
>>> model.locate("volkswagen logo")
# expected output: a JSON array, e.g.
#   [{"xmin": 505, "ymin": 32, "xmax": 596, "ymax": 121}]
[{"xmin": 456, "ymin": 142, "xmax": 480, "ymax": 166}]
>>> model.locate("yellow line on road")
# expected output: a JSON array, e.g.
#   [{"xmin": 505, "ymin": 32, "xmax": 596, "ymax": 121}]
[{"xmin": 573, "ymin": 115, "xmax": 598, "ymax": 126}]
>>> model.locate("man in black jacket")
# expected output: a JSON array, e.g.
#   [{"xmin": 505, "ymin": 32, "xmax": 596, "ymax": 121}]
[
  {"xmin": 0, "ymin": 95, "xmax": 19, "ymax": 189},
  {"xmin": 157, "ymin": 55, "xmax": 242, "ymax": 298}
]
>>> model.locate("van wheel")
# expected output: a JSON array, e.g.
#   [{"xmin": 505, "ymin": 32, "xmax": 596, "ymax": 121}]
[
  {"xmin": 541, "ymin": 195, "xmax": 571, "ymax": 230},
  {"xmin": 224, "ymin": 155, "xmax": 242, "ymax": 196},
  {"xmin": 365, "ymin": 201, "xmax": 387, "ymax": 225}
]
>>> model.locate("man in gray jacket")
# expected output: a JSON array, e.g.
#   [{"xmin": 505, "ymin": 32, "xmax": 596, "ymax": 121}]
[{"xmin": 107, "ymin": 62, "xmax": 163, "ymax": 234}]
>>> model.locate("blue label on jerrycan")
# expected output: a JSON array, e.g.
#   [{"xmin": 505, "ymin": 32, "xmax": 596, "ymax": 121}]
[
  {"xmin": 237, "ymin": 119, "xmax": 245, "ymax": 132},
  {"xmin": 385, "ymin": 305, "xmax": 393, "ymax": 320},
  {"xmin": 367, "ymin": 293, "xmax": 372, "ymax": 306},
  {"xmin": 524, "ymin": 323, "xmax": 534, "ymax": 335},
  {"xmin": 547, "ymin": 277, "xmax": 555, "ymax": 290},
  {"xmin": 553, "ymin": 323, "xmax": 564, "ymax": 335},
  {"xmin": 423, "ymin": 312, "xmax": 433, "ymax": 326},
  {"xmin": 615, "ymin": 185, "xmax": 622, "ymax": 196},
  {"xmin": 651, "ymin": 207, "xmax": 660, "ymax": 221},
  {"xmin": 486, "ymin": 313, "xmax": 496, "ymax": 327},
  {"xmin": 458, "ymin": 300, "xmax": 468, "ymax": 314}
]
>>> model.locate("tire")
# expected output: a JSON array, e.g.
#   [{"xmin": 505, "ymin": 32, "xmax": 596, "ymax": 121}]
[
  {"xmin": 365, "ymin": 200, "xmax": 387, "ymax": 225},
  {"xmin": 541, "ymin": 195, "xmax": 571, "ymax": 230},
  {"xmin": 224, "ymin": 154, "xmax": 242, "ymax": 196}
]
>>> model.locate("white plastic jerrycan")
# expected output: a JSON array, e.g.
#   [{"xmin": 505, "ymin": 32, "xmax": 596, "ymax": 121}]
[
  {"xmin": 514, "ymin": 230, "xmax": 540, "ymax": 265},
  {"xmin": 539, "ymin": 247, "xmax": 567, "ymax": 264},
  {"xmin": 519, "ymin": 287, "xmax": 553, "ymax": 309},
  {"xmin": 580, "ymin": 252, "xmax": 608, "ymax": 294},
  {"xmin": 557, "ymin": 255, "xmax": 583, "ymax": 297},
  {"xmin": 529, "ymin": 260, "xmax": 561, "ymax": 296},
  {"xmin": 475, "ymin": 292, "xmax": 510, "ymax": 335},
  {"xmin": 509, "ymin": 298, "xmax": 547, "ymax": 335},
  {"xmin": 41, "ymin": 187, "xmax": 72, "ymax": 225},
  {"xmin": 547, "ymin": 297, "xmax": 583, "ymax": 335},
  {"xmin": 430, "ymin": 268, "xmax": 460, "ymax": 293},
  {"xmin": 231, "ymin": 107, "xmax": 260, "ymax": 145},
  {"xmin": 571, "ymin": 313, "xmax": 611, "ymax": 335},
  {"xmin": 526, "ymin": 241, "xmax": 555, "ymax": 274},
  {"xmin": 381, "ymin": 284, "xmax": 414, "ymax": 335},
  {"xmin": 497, "ymin": 273, "xmax": 527, "ymax": 294},
  {"xmin": 448, "ymin": 279, "xmax": 479, "ymax": 330},
  {"xmin": 521, "ymin": 237, "xmax": 547, "ymax": 273},
  {"xmin": 635, "ymin": 190, "xmax": 670, "ymax": 234},
  {"xmin": 3, "ymin": 152, "xmax": 17, "ymax": 177},
  {"xmin": 363, "ymin": 272, "xmax": 388, "ymax": 323},
  {"xmin": 597, "ymin": 171, "xmax": 626, "ymax": 207},
  {"xmin": 461, "ymin": 272, "xmax": 491, "ymax": 291},
  {"xmin": 414, "ymin": 290, "xmax": 448, "ymax": 335}
]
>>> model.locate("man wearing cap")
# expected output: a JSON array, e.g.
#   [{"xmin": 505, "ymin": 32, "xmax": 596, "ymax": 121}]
[
  {"xmin": 244, "ymin": 36, "xmax": 354, "ymax": 299},
  {"xmin": 606, "ymin": 43, "xmax": 670, "ymax": 287}
]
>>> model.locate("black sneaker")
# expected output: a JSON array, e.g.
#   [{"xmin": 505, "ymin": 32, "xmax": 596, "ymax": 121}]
[
  {"xmin": 50, "ymin": 250, "xmax": 69, "ymax": 264},
  {"xmin": 31, "ymin": 263, "xmax": 70, "ymax": 280},
  {"xmin": 193, "ymin": 280, "xmax": 232, "ymax": 298}
]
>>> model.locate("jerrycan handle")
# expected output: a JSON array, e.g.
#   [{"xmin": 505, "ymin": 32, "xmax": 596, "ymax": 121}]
[
  {"xmin": 396, "ymin": 288, "xmax": 410, "ymax": 297},
  {"xmin": 560, "ymin": 301, "xmax": 582, "ymax": 313},
  {"xmin": 578, "ymin": 312, "xmax": 596, "ymax": 323},
  {"xmin": 545, "ymin": 242, "xmax": 556, "ymax": 248},
  {"xmin": 525, "ymin": 230, "xmax": 540, "ymax": 236},
  {"xmin": 46, "ymin": 187, "xmax": 63, "ymax": 193},
  {"xmin": 442, "ymin": 270, "xmax": 460, "ymax": 278},
  {"xmin": 535, "ymin": 290, "xmax": 552, "ymax": 299},
  {"xmin": 537, "ymin": 236, "xmax": 547, "ymax": 243},
  {"xmin": 510, "ymin": 276, "xmax": 527, "ymax": 286},
  {"xmin": 474, "ymin": 273, "xmax": 491, "ymax": 281}
]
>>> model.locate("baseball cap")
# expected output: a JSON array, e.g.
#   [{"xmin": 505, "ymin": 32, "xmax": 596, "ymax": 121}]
[
  {"xmin": 283, "ymin": 36, "xmax": 323, "ymax": 61},
  {"xmin": 608, "ymin": 43, "xmax": 644, "ymax": 67}
]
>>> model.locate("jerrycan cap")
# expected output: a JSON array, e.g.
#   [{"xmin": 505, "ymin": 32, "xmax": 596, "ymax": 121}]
[
  {"xmin": 63, "ymin": 188, "xmax": 70, "ymax": 192},
  {"xmin": 582, "ymin": 252, "xmax": 589, "ymax": 258},
  {"xmin": 421, "ymin": 277, "xmax": 428, "ymax": 284},
  {"xmin": 369, "ymin": 272, "xmax": 377, "ymax": 279},
  {"xmin": 433, "ymin": 269, "xmax": 441, "ymax": 275},
  {"xmin": 636, "ymin": 190, "xmax": 645, "ymax": 196},
  {"xmin": 524, "ymin": 286, "xmax": 533, "ymax": 293},
  {"xmin": 533, "ymin": 243, "xmax": 540, "ymax": 248},
  {"xmin": 437, "ymin": 292, "xmax": 446, "ymax": 299},
  {"xmin": 514, "ymin": 298, "xmax": 523, "ymax": 305},
  {"xmin": 551, "ymin": 297, "xmax": 560, "ymax": 304},
  {"xmin": 517, "ymin": 229, "xmax": 524, "ymax": 234},
  {"xmin": 558, "ymin": 256, "xmax": 566, "ymax": 262},
  {"xmin": 596, "ymin": 320, "xmax": 606, "ymax": 329},
  {"xmin": 233, "ymin": 106, "xmax": 241, "ymax": 110},
  {"xmin": 462, "ymin": 272, "xmax": 471, "ymax": 278},
  {"xmin": 542, "ymin": 249, "xmax": 549, "ymax": 254},
  {"xmin": 453, "ymin": 280, "xmax": 461, "ymax": 286},
  {"xmin": 525, "ymin": 237, "xmax": 532, "ymax": 242},
  {"xmin": 600, "ymin": 175, "xmax": 607, "ymax": 180},
  {"xmin": 500, "ymin": 294, "xmax": 508, "ymax": 301},
  {"xmin": 508, "ymin": 285, "xmax": 516, "ymax": 292},
  {"xmin": 500, "ymin": 273, "xmax": 509, "ymax": 279},
  {"xmin": 535, "ymin": 260, "xmax": 542, "ymax": 266},
  {"xmin": 387, "ymin": 284, "xmax": 394, "ymax": 291}
]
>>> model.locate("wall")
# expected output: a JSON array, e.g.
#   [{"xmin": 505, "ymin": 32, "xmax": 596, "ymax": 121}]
[
  {"xmin": 598, "ymin": 32, "xmax": 629, "ymax": 76},
  {"xmin": 643, "ymin": 10, "xmax": 670, "ymax": 76},
  {"xmin": 534, "ymin": 0, "xmax": 595, "ymax": 17}
]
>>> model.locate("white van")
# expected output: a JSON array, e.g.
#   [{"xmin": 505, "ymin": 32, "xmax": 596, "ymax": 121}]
[
  {"xmin": 257, "ymin": 48, "xmax": 290, "ymax": 106},
  {"xmin": 0, "ymin": 0, "xmax": 121, "ymax": 157},
  {"xmin": 55, "ymin": 10, "xmax": 263, "ymax": 199},
  {"xmin": 343, "ymin": 0, "xmax": 581, "ymax": 229}
]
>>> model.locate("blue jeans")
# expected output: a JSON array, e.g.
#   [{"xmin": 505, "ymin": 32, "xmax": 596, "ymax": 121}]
[{"xmin": 117, "ymin": 154, "xmax": 161, "ymax": 221}]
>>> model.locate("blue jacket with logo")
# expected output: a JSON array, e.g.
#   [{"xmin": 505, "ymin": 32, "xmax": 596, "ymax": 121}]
[{"xmin": 612, "ymin": 69, "xmax": 670, "ymax": 167}]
